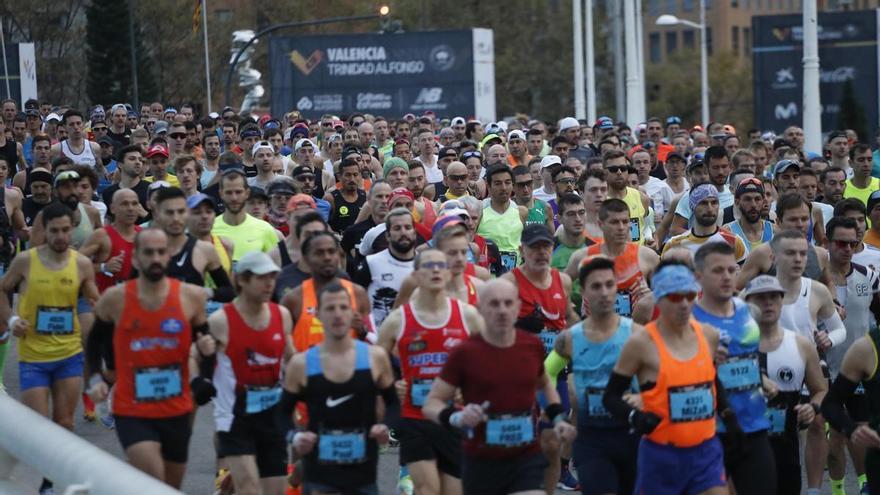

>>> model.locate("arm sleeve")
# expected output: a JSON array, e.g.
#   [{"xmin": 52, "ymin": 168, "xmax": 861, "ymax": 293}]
[
  {"xmin": 822, "ymin": 374, "xmax": 860, "ymax": 438},
  {"xmin": 820, "ymin": 311, "xmax": 847, "ymax": 348},
  {"xmin": 275, "ymin": 389, "xmax": 303, "ymax": 434},
  {"xmin": 352, "ymin": 259, "xmax": 373, "ymax": 290},
  {"xmin": 603, "ymin": 372, "xmax": 636, "ymax": 421},
  {"xmin": 715, "ymin": 374, "xmax": 731, "ymax": 414},
  {"xmin": 544, "ymin": 350, "xmax": 568, "ymax": 388},
  {"xmin": 206, "ymin": 267, "xmax": 234, "ymax": 302},
  {"xmin": 380, "ymin": 383, "xmax": 401, "ymax": 428},
  {"xmin": 86, "ymin": 317, "xmax": 115, "ymax": 375}
]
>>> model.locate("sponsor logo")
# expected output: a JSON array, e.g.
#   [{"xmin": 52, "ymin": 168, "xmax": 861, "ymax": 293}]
[
  {"xmin": 775, "ymin": 102, "xmax": 798, "ymax": 120},
  {"xmin": 771, "ymin": 67, "xmax": 797, "ymax": 90},
  {"xmin": 407, "ymin": 340, "xmax": 427, "ymax": 352},
  {"xmin": 773, "ymin": 24, "xmax": 861, "ymax": 42},
  {"xmin": 160, "ymin": 318, "xmax": 183, "ymax": 334},
  {"xmin": 326, "ymin": 394, "xmax": 354, "ymax": 408},
  {"xmin": 296, "ymin": 94, "xmax": 343, "ymax": 112},
  {"xmin": 429, "ymin": 44, "xmax": 455, "ymax": 71},
  {"xmin": 410, "ymin": 88, "xmax": 447, "ymax": 111},
  {"xmin": 290, "ymin": 49, "xmax": 323, "ymax": 76},
  {"xmin": 130, "ymin": 337, "xmax": 179, "ymax": 351},
  {"xmin": 820, "ymin": 66, "xmax": 855, "ymax": 83},
  {"xmin": 356, "ymin": 92, "xmax": 393, "ymax": 110}
]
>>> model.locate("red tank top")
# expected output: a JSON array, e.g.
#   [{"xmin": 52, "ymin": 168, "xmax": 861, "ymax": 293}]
[
  {"xmin": 512, "ymin": 267, "xmax": 567, "ymax": 353},
  {"xmin": 112, "ymin": 279, "xmax": 193, "ymax": 418},
  {"xmin": 96, "ymin": 225, "xmax": 142, "ymax": 293},
  {"xmin": 223, "ymin": 302, "xmax": 285, "ymax": 391},
  {"xmin": 464, "ymin": 262, "xmax": 476, "ymax": 278},
  {"xmin": 464, "ymin": 274, "xmax": 478, "ymax": 305},
  {"xmin": 397, "ymin": 298, "xmax": 469, "ymax": 419}
]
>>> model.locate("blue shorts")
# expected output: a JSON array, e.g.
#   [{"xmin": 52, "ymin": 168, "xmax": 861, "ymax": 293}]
[
  {"xmin": 19, "ymin": 353, "xmax": 84, "ymax": 391},
  {"xmin": 77, "ymin": 296, "xmax": 93, "ymax": 314},
  {"xmin": 635, "ymin": 436, "xmax": 726, "ymax": 495}
]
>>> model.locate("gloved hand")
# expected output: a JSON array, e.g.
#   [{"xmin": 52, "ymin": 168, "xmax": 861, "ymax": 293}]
[
  {"xmin": 190, "ymin": 376, "xmax": 217, "ymax": 406},
  {"xmin": 629, "ymin": 410, "xmax": 662, "ymax": 435}
]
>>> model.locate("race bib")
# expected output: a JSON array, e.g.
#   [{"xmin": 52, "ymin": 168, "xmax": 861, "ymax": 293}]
[
  {"xmin": 717, "ymin": 355, "xmax": 761, "ymax": 392},
  {"xmin": 614, "ymin": 291, "xmax": 632, "ymax": 317},
  {"xmin": 766, "ymin": 407, "xmax": 786, "ymax": 436},
  {"xmin": 245, "ymin": 385, "xmax": 281, "ymax": 414},
  {"xmin": 499, "ymin": 251, "xmax": 517, "ymax": 274},
  {"xmin": 35, "ymin": 306, "xmax": 75, "ymax": 335},
  {"xmin": 318, "ymin": 429, "xmax": 366, "ymax": 464},
  {"xmin": 629, "ymin": 218, "xmax": 641, "ymax": 241},
  {"xmin": 485, "ymin": 413, "xmax": 534, "ymax": 447},
  {"xmin": 668, "ymin": 382, "xmax": 714, "ymax": 423},
  {"xmin": 538, "ymin": 330, "xmax": 557, "ymax": 355},
  {"xmin": 410, "ymin": 378, "xmax": 433, "ymax": 407},
  {"xmin": 205, "ymin": 300, "xmax": 223, "ymax": 316},
  {"xmin": 585, "ymin": 387, "xmax": 610, "ymax": 418},
  {"xmin": 134, "ymin": 365, "xmax": 182, "ymax": 402}
]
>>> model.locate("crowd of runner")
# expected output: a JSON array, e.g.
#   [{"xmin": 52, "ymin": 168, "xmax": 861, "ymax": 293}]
[{"xmin": 2, "ymin": 96, "xmax": 880, "ymax": 495}]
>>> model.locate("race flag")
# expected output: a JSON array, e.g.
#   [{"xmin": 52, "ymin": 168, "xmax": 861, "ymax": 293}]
[{"xmin": 192, "ymin": 0, "xmax": 202, "ymax": 35}]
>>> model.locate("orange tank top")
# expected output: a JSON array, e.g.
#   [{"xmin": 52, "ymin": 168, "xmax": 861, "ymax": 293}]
[
  {"xmin": 586, "ymin": 242, "xmax": 644, "ymax": 317},
  {"xmin": 292, "ymin": 278, "xmax": 358, "ymax": 352},
  {"xmin": 640, "ymin": 319, "xmax": 717, "ymax": 447},
  {"xmin": 112, "ymin": 279, "xmax": 193, "ymax": 418}
]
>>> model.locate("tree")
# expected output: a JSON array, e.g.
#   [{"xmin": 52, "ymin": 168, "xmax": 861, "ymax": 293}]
[
  {"xmin": 836, "ymin": 80, "xmax": 867, "ymax": 140},
  {"xmin": 85, "ymin": 0, "xmax": 156, "ymax": 107}
]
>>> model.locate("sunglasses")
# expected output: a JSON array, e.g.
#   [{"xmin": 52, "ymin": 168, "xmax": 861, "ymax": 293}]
[
  {"xmin": 169, "ymin": 133, "xmax": 187, "ymax": 140},
  {"xmin": 665, "ymin": 292, "xmax": 698, "ymax": 303},
  {"xmin": 55, "ymin": 170, "xmax": 81, "ymax": 182},
  {"xmin": 606, "ymin": 165, "xmax": 627, "ymax": 174},
  {"xmin": 738, "ymin": 177, "xmax": 762, "ymax": 188},
  {"xmin": 420, "ymin": 261, "xmax": 448, "ymax": 270},
  {"xmin": 295, "ymin": 174, "xmax": 315, "ymax": 182},
  {"xmin": 833, "ymin": 240, "xmax": 860, "ymax": 249},
  {"xmin": 555, "ymin": 178, "xmax": 576, "ymax": 185},
  {"xmin": 515, "ymin": 181, "xmax": 534, "ymax": 188},
  {"xmin": 93, "ymin": 126, "xmax": 108, "ymax": 132},
  {"xmin": 462, "ymin": 151, "xmax": 482, "ymax": 160},
  {"xmin": 448, "ymin": 174, "xmax": 468, "ymax": 181}
]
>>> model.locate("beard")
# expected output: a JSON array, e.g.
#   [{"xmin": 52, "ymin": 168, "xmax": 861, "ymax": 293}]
[
  {"xmin": 696, "ymin": 213, "xmax": 717, "ymax": 227},
  {"xmin": 144, "ymin": 263, "xmax": 166, "ymax": 282},
  {"xmin": 390, "ymin": 237, "xmax": 414, "ymax": 254},
  {"xmin": 61, "ymin": 194, "xmax": 79, "ymax": 211},
  {"xmin": 742, "ymin": 208, "xmax": 761, "ymax": 223}
]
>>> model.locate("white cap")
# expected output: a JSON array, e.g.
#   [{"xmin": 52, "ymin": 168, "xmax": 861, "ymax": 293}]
[
  {"xmin": 507, "ymin": 130, "xmax": 526, "ymax": 142},
  {"xmin": 540, "ymin": 155, "xmax": 562, "ymax": 169},
  {"xmin": 234, "ymin": 251, "xmax": 280, "ymax": 275},
  {"xmin": 251, "ymin": 140, "xmax": 275, "ymax": 156},
  {"xmin": 208, "ymin": 112, "xmax": 220, "ymax": 119},
  {"xmin": 46, "ymin": 113, "xmax": 61, "ymax": 122},
  {"xmin": 451, "ymin": 116, "xmax": 466, "ymax": 126},
  {"xmin": 295, "ymin": 138, "xmax": 314, "ymax": 152},
  {"xmin": 558, "ymin": 117, "xmax": 580, "ymax": 131},
  {"xmin": 359, "ymin": 224, "xmax": 387, "ymax": 257},
  {"xmin": 496, "ymin": 121, "xmax": 508, "ymax": 132}
]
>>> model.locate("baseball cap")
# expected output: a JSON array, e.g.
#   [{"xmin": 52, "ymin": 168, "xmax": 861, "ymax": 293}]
[
  {"xmin": 145, "ymin": 144, "xmax": 169, "ymax": 159},
  {"xmin": 595, "ymin": 117, "xmax": 614, "ymax": 130},
  {"xmin": 723, "ymin": 124, "xmax": 737, "ymax": 135},
  {"xmin": 521, "ymin": 224, "xmax": 554, "ymax": 246},
  {"xmin": 208, "ymin": 112, "xmax": 220, "ymax": 120},
  {"xmin": 267, "ymin": 180, "xmax": 296, "ymax": 196},
  {"xmin": 508, "ymin": 130, "xmax": 526, "ymax": 142},
  {"xmin": 438, "ymin": 147, "xmax": 458, "ymax": 159},
  {"xmin": 291, "ymin": 165, "xmax": 315, "ymax": 178},
  {"xmin": 294, "ymin": 138, "xmax": 313, "ymax": 153},
  {"xmin": 665, "ymin": 151, "xmax": 687, "ymax": 163},
  {"xmin": 240, "ymin": 127, "xmax": 262, "ymax": 139},
  {"xmin": 666, "ymin": 116, "xmax": 682, "ymax": 126},
  {"xmin": 432, "ymin": 215, "xmax": 465, "ymax": 237},
  {"xmin": 451, "ymin": 117, "xmax": 466, "ymax": 126},
  {"xmin": 558, "ymin": 117, "xmax": 579, "ymax": 131},
  {"xmin": 46, "ymin": 113, "xmax": 61, "ymax": 123},
  {"xmin": 248, "ymin": 186, "xmax": 268, "ymax": 201},
  {"xmin": 540, "ymin": 155, "xmax": 562, "ymax": 169},
  {"xmin": 734, "ymin": 177, "xmax": 765, "ymax": 198},
  {"xmin": 686, "ymin": 158, "xmax": 706, "ymax": 174},
  {"xmin": 25, "ymin": 108, "xmax": 40, "ymax": 117},
  {"xmin": 772, "ymin": 159, "xmax": 800, "ymax": 178},
  {"xmin": 867, "ymin": 190, "xmax": 880, "ymax": 214},
  {"xmin": 164, "ymin": 107, "xmax": 178, "ymax": 115},
  {"xmin": 53, "ymin": 170, "xmax": 81, "ymax": 187},
  {"xmin": 251, "ymin": 140, "xmax": 275, "ymax": 156},
  {"xmin": 147, "ymin": 180, "xmax": 171, "ymax": 193},
  {"xmin": 186, "ymin": 192, "xmax": 216, "ymax": 211},
  {"xmin": 485, "ymin": 122, "xmax": 503, "ymax": 136},
  {"xmin": 290, "ymin": 125, "xmax": 309, "ymax": 139},
  {"xmin": 741, "ymin": 275, "xmax": 786, "ymax": 299},
  {"xmin": 234, "ymin": 251, "xmax": 280, "ymax": 275},
  {"xmin": 24, "ymin": 99, "xmax": 38, "ymax": 111},
  {"xmin": 287, "ymin": 193, "xmax": 316, "ymax": 210},
  {"xmin": 154, "ymin": 121, "xmax": 169, "ymax": 135},
  {"xmin": 97, "ymin": 136, "xmax": 114, "ymax": 147},
  {"xmin": 479, "ymin": 133, "xmax": 502, "ymax": 150}
]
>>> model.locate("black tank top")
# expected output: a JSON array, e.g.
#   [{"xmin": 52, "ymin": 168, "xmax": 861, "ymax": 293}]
[
  {"xmin": 0, "ymin": 188, "xmax": 12, "ymax": 266},
  {"xmin": 166, "ymin": 236, "xmax": 204, "ymax": 285},
  {"xmin": 303, "ymin": 341, "xmax": 378, "ymax": 490},
  {"xmin": 329, "ymin": 189, "xmax": 367, "ymax": 234},
  {"xmin": 0, "ymin": 140, "xmax": 17, "ymax": 172}
]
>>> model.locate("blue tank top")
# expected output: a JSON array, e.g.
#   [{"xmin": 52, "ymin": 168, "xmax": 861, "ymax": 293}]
[
  {"xmin": 693, "ymin": 298, "xmax": 769, "ymax": 433},
  {"xmin": 727, "ymin": 219, "xmax": 774, "ymax": 255},
  {"xmin": 570, "ymin": 317, "xmax": 633, "ymax": 429}
]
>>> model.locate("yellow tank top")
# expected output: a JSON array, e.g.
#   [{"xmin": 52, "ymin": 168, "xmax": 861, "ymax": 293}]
[
  {"xmin": 18, "ymin": 248, "xmax": 81, "ymax": 362},
  {"xmin": 622, "ymin": 187, "xmax": 646, "ymax": 244},
  {"xmin": 206, "ymin": 234, "xmax": 232, "ymax": 289}
]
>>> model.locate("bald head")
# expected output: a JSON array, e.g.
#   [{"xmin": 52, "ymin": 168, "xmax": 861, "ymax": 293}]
[
  {"xmin": 111, "ymin": 187, "xmax": 138, "ymax": 206},
  {"xmin": 111, "ymin": 188, "xmax": 143, "ymax": 225},
  {"xmin": 446, "ymin": 161, "xmax": 467, "ymax": 176}
]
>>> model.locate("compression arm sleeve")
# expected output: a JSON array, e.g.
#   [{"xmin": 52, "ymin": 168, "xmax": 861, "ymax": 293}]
[
  {"xmin": 380, "ymin": 384, "xmax": 401, "ymax": 428},
  {"xmin": 275, "ymin": 389, "xmax": 303, "ymax": 434},
  {"xmin": 822, "ymin": 374, "xmax": 860, "ymax": 437},
  {"xmin": 207, "ymin": 267, "xmax": 234, "ymax": 302},
  {"xmin": 86, "ymin": 317, "xmax": 115, "ymax": 376},
  {"xmin": 191, "ymin": 322, "xmax": 216, "ymax": 377},
  {"xmin": 820, "ymin": 311, "xmax": 847, "ymax": 348},
  {"xmin": 603, "ymin": 372, "xmax": 636, "ymax": 421},
  {"xmin": 715, "ymin": 374, "xmax": 731, "ymax": 414},
  {"xmin": 544, "ymin": 351, "xmax": 568, "ymax": 388}
]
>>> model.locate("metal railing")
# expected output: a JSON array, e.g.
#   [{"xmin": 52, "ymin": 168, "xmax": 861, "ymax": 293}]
[{"xmin": 0, "ymin": 394, "xmax": 181, "ymax": 495}]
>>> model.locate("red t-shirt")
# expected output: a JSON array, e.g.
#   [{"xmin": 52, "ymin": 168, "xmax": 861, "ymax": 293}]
[{"xmin": 439, "ymin": 330, "xmax": 545, "ymax": 459}]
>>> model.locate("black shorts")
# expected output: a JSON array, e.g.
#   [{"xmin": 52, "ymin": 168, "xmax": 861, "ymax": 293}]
[
  {"xmin": 573, "ymin": 427, "xmax": 639, "ymax": 495},
  {"xmin": 216, "ymin": 408, "xmax": 287, "ymax": 478},
  {"xmin": 395, "ymin": 418, "xmax": 461, "ymax": 477},
  {"xmin": 114, "ymin": 413, "xmax": 192, "ymax": 464},
  {"xmin": 846, "ymin": 391, "xmax": 870, "ymax": 423},
  {"xmin": 461, "ymin": 452, "xmax": 548, "ymax": 495}
]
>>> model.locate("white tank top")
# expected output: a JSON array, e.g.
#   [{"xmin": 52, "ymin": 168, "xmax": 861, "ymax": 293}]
[
  {"xmin": 779, "ymin": 277, "xmax": 815, "ymax": 339},
  {"xmin": 766, "ymin": 329, "xmax": 805, "ymax": 393},
  {"xmin": 60, "ymin": 139, "xmax": 97, "ymax": 167}
]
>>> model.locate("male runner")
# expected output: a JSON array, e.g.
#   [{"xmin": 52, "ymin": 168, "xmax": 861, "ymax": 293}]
[
  {"xmin": 551, "ymin": 193, "xmax": 596, "ymax": 271},
  {"xmin": 579, "ymin": 169, "xmax": 609, "ymax": 240},
  {"xmin": 423, "ymin": 278, "xmax": 576, "ymax": 495},
  {"xmin": 210, "ymin": 252, "xmax": 294, "ymax": 495},
  {"xmin": 272, "ymin": 212, "xmax": 328, "ymax": 302},
  {"xmin": 476, "ymin": 165, "xmax": 528, "ymax": 273},
  {"xmin": 824, "ymin": 217, "xmax": 880, "ymax": 495},
  {"xmin": 692, "ymin": 242, "xmax": 775, "ymax": 494},
  {"xmin": 282, "ymin": 231, "xmax": 370, "ymax": 352},
  {"xmin": 278, "ymin": 282, "xmax": 398, "ymax": 494},
  {"xmin": 325, "ymin": 155, "xmax": 366, "ymax": 234},
  {"xmin": 745, "ymin": 275, "xmax": 826, "ymax": 495},
  {"xmin": 545, "ymin": 256, "xmax": 642, "ymax": 495},
  {"xmin": 604, "ymin": 260, "xmax": 737, "ymax": 495},
  {"xmin": 602, "ymin": 149, "xmax": 651, "ymax": 246},
  {"xmin": 85, "ymin": 228, "xmax": 213, "ymax": 488},
  {"xmin": 51, "ymin": 109, "xmax": 105, "ymax": 176},
  {"xmin": 79, "ymin": 188, "xmax": 142, "ymax": 292},
  {"xmin": 212, "ymin": 170, "xmax": 280, "ymax": 261},
  {"xmin": 502, "ymin": 223, "xmax": 580, "ymax": 492},
  {"xmin": 725, "ymin": 177, "xmax": 774, "ymax": 255},
  {"xmin": 511, "ymin": 165, "xmax": 553, "ymax": 231},
  {"xmin": 663, "ymin": 183, "xmax": 747, "ymax": 262},
  {"xmin": 185, "ymin": 193, "xmax": 234, "ymax": 279},
  {"xmin": 566, "ymin": 199, "xmax": 659, "ymax": 322},
  {"xmin": 378, "ymin": 249, "xmax": 485, "ymax": 495},
  {"xmin": 0, "ymin": 203, "xmax": 99, "ymax": 495}
]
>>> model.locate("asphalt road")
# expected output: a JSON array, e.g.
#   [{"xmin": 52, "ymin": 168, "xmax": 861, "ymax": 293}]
[{"xmin": 1, "ymin": 341, "xmax": 862, "ymax": 494}]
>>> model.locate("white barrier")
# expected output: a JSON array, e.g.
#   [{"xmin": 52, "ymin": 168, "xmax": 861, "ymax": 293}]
[{"xmin": 0, "ymin": 394, "xmax": 181, "ymax": 494}]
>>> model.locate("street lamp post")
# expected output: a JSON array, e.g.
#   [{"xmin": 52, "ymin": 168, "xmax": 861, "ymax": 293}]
[
  {"xmin": 224, "ymin": 9, "xmax": 390, "ymax": 109},
  {"xmin": 656, "ymin": 0, "xmax": 708, "ymax": 127}
]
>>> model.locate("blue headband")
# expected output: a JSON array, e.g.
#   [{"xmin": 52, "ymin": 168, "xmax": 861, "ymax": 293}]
[
  {"xmin": 688, "ymin": 183, "xmax": 719, "ymax": 212},
  {"xmin": 652, "ymin": 264, "xmax": 701, "ymax": 300}
]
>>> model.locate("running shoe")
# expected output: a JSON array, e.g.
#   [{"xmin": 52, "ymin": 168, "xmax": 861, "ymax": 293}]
[
  {"xmin": 862, "ymin": 483, "xmax": 871, "ymax": 495},
  {"xmin": 213, "ymin": 468, "xmax": 233, "ymax": 495},
  {"xmin": 398, "ymin": 466, "xmax": 414, "ymax": 495},
  {"xmin": 557, "ymin": 463, "xmax": 580, "ymax": 491},
  {"xmin": 82, "ymin": 393, "xmax": 96, "ymax": 422}
]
